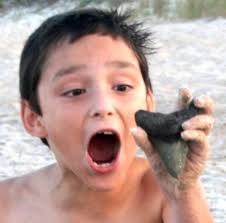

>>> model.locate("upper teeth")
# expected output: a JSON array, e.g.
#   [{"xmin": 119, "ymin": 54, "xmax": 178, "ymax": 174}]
[{"xmin": 98, "ymin": 131, "xmax": 114, "ymax": 135}]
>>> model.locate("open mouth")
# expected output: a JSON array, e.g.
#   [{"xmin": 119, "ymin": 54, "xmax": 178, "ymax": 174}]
[{"xmin": 87, "ymin": 130, "xmax": 121, "ymax": 172}]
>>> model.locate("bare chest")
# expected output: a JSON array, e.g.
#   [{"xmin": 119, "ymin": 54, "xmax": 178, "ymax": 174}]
[{"xmin": 6, "ymin": 200, "xmax": 162, "ymax": 223}]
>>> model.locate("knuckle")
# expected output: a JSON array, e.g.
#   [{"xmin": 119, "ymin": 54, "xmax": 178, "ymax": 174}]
[
  {"xmin": 201, "ymin": 115, "xmax": 214, "ymax": 128},
  {"xmin": 208, "ymin": 118, "xmax": 214, "ymax": 129},
  {"xmin": 196, "ymin": 131, "xmax": 205, "ymax": 141}
]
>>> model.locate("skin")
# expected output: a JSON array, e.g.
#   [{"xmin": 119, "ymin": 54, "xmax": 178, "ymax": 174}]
[{"xmin": 0, "ymin": 34, "xmax": 214, "ymax": 223}]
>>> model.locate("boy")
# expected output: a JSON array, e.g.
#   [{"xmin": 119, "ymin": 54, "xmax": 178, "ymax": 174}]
[{"xmin": 0, "ymin": 8, "xmax": 214, "ymax": 222}]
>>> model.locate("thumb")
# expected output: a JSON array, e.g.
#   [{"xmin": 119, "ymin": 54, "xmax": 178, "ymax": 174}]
[
  {"xmin": 130, "ymin": 127, "xmax": 171, "ymax": 181},
  {"xmin": 130, "ymin": 126, "xmax": 154, "ymax": 156}
]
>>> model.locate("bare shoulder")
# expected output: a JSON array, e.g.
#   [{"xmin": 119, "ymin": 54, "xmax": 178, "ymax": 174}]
[
  {"xmin": 0, "ymin": 175, "xmax": 26, "ymax": 221},
  {"xmin": 0, "ymin": 177, "xmax": 14, "ymax": 212},
  {"xmin": 0, "ymin": 163, "xmax": 56, "ymax": 194},
  {"xmin": 0, "ymin": 164, "xmax": 57, "ymax": 220}
]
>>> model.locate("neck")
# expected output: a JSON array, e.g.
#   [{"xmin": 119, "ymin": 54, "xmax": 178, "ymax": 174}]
[{"xmin": 49, "ymin": 163, "xmax": 138, "ymax": 217}]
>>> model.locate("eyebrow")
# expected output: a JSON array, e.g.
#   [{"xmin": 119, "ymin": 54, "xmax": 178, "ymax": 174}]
[
  {"xmin": 52, "ymin": 65, "xmax": 86, "ymax": 82},
  {"xmin": 105, "ymin": 60, "xmax": 138, "ymax": 70},
  {"xmin": 51, "ymin": 60, "xmax": 138, "ymax": 82}
]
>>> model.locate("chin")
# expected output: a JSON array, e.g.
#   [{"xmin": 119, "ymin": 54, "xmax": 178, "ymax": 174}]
[
  {"xmin": 82, "ymin": 162, "xmax": 128, "ymax": 192},
  {"xmin": 86, "ymin": 176, "xmax": 123, "ymax": 192}
]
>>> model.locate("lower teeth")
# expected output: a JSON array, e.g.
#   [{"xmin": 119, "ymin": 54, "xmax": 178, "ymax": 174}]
[{"xmin": 94, "ymin": 162, "xmax": 111, "ymax": 167}]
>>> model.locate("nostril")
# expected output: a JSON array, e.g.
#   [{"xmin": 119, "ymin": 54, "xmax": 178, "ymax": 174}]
[
  {"xmin": 91, "ymin": 110, "xmax": 113, "ymax": 118},
  {"xmin": 93, "ymin": 112, "xmax": 100, "ymax": 117},
  {"xmin": 107, "ymin": 111, "xmax": 113, "ymax": 116}
]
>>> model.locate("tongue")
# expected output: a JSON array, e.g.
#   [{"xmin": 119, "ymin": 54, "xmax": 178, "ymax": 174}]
[{"xmin": 88, "ymin": 134, "xmax": 116, "ymax": 163}]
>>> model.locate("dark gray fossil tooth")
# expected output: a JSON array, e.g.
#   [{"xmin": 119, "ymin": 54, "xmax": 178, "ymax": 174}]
[{"xmin": 135, "ymin": 101, "xmax": 203, "ymax": 178}]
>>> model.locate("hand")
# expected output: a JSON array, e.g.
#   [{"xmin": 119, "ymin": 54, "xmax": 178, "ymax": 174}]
[{"xmin": 131, "ymin": 88, "xmax": 214, "ymax": 200}]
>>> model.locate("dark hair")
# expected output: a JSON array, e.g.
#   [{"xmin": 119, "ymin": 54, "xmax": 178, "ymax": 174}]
[{"xmin": 19, "ymin": 8, "xmax": 155, "ymax": 146}]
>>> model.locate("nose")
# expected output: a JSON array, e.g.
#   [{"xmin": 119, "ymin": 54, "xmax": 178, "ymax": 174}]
[{"xmin": 89, "ymin": 89, "xmax": 114, "ymax": 119}]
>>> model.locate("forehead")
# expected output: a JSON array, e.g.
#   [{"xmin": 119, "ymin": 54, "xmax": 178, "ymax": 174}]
[{"xmin": 41, "ymin": 34, "xmax": 141, "ymax": 81}]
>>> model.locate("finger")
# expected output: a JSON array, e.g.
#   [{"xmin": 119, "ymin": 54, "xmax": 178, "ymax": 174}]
[
  {"xmin": 181, "ymin": 130, "xmax": 209, "ymax": 158},
  {"xmin": 130, "ymin": 127, "xmax": 167, "ymax": 168},
  {"xmin": 181, "ymin": 129, "xmax": 206, "ymax": 144},
  {"xmin": 177, "ymin": 87, "xmax": 193, "ymax": 109},
  {"xmin": 182, "ymin": 114, "xmax": 214, "ymax": 135},
  {"xmin": 130, "ymin": 127, "xmax": 154, "ymax": 155},
  {"xmin": 193, "ymin": 95, "xmax": 214, "ymax": 115},
  {"xmin": 130, "ymin": 127, "xmax": 174, "ymax": 181}
]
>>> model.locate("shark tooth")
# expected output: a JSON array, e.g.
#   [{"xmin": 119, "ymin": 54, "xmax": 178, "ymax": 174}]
[{"xmin": 135, "ymin": 101, "xmax": 202, "ymax": 178}]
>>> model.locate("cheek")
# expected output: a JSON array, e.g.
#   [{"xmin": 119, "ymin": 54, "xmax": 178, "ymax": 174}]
[
  {"xmin": 128, "ymin": 91, "xmax": 148, "ymax": 113},
  {"xmin": 121, "ymin": 92, "xmax": 148, "ymax": 129},
  {"xmin": 45, "ymin": 111, "xmax": 85, "ymax": 167},
  {"xmin": 42, "ymin": 106, "xmax": 83, "ymax": 148}
]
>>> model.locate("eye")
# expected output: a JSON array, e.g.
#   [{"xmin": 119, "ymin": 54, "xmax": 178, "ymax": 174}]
[
  {"xmin": 114, "ymin": 84, "xmax": 133, "ymax": 92},
  {"xmin": 62, "ymin": 88, "xmax": 86, "ymax": 97}
]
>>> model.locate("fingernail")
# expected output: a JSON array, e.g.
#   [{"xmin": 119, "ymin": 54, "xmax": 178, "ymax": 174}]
[
  {"xmin": 182, "ymin": 121, "xmax": 190, "ymax": 129},
  {"xmin": 181, "ymin": 131, "xmax": 188, "ymax": 138},
  {"xmin": 179, "ymin": 86, "xmax": 192, "ymax": 102},
  {"xmin": 179, "ymin": 85, "xmax": 189, "ymax": 91},
  {"xmin": 195, "ymin": 95, "xmax": 205, "ymax": 106},
  {"xmin": 130, "ymin": 127, "xmax": 138, "ymax": 134}
]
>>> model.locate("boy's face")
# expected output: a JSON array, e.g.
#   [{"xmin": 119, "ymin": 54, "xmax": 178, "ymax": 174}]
[{"xmin": 25, "ymin": 34, "xmax": 154, "ymax": 190}]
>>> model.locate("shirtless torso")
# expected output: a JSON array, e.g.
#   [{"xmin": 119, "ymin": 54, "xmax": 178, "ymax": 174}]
[{"xmin": 0, "ymin": 158, "xmax": 165, "ymax": 223}]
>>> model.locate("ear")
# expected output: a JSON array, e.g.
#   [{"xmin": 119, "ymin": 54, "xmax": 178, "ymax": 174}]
[
  {"xmin": 20, "ymin": 100, "xmax": 47, "ymax": 138},
  {"xmin": 146, "ymin": 88, "xmax": 155, "ymax": 111}
]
